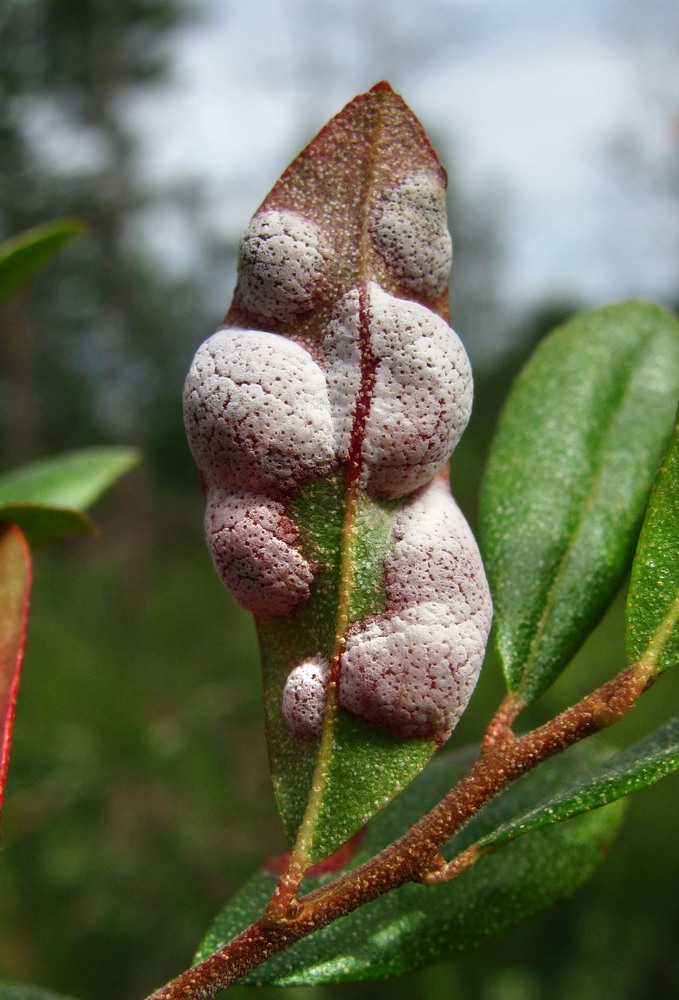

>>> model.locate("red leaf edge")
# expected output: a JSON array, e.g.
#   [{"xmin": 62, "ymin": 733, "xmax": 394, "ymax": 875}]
[{"xmin": 0, "ymin": 522, "xmax": 32, "ymax": 817}]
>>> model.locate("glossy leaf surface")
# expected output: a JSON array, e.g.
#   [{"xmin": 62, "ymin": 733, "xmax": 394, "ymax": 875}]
[
  {"xmin": 626, "ymin": 407, "xmax": 679, "ymax": 674},
  {"xmin": 0, "ymin": 524, "xmax": 31, "ymax": 819},
  {"xmin": 196, "ymin": 744, "xmax": 625, "ymax": 984},
  {"xmin": 479, "ymin": 302, "xmax": 679, "ymax": 706},
  {"xmin": 0, "ymin": 219, "xmax": 85, "ymax": 303},
  {"xmin": 0, "ymin": 447, "xmax": 140, "ymax": 545}
]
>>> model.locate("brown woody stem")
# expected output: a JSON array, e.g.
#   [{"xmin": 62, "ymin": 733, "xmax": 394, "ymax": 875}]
[{"xmin": 146, "ymin": 658, "xmax": 654, "ymax": 1000}]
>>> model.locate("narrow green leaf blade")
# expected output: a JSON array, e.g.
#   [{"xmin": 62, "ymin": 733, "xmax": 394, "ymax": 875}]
[
  {"xmin": 196, "ymin": 744, "xmax": 625, "ymax": 984},
  {"xmin": 477, "ymin": 715, "xmax": 679, "ymax": 849},
  {"xmin": 0, "ymin": 446, "xmax": 140, "ymax": 509},
  {"xmin": 0, "ymin": 219, "xmax": 85, "ymax": 303},
  {"xmin": 0, "ymin": 447, "xmax": 140, "ymax": 546},
  {"xmin": 479, "ymin": 301, "xmax": 679, "ymax": 705},
  {"xmin": 0, "ymin": 524, "xmax": 31, "ymax": 820},
  {"xmin": 626, "ymin": 407, "xmax": 679, "ymax": 673}
]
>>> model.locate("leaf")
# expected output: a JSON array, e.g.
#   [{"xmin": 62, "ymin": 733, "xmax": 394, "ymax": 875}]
[
  {"xmin": 0, "ymin": 446, "xmax": 140, "ymax": 508},
  {"xmin": 258, "ymin": 477, "xmax": 436, "ymax": 858},
  {"xmin": 184, "ymin": 82, "xmax": 492, "ymax": 862},
  {"xmin": 477, "ymin": 714, "xmax": 679, "ymax": 849},
  {"xmin": 0, "ymin": 524, "xmax": 31, "ymax": 820},
  {"xmin": 479, "ymin": 302, "xmax": 679, "ymax": 707},
  {"xmin": 0, "ymin": 219, "xmax": 85, "ymax": 303},
  {"xmin": 0, "ymin": 447, "xmax": 140, "ymax": 546},
  {"xmin": 626, "ymin": 406, "xmax": 679, "ymax": 674},
  {"xmin": 195, "ymin": 743, "xmax": 625, "ymax": 984}
]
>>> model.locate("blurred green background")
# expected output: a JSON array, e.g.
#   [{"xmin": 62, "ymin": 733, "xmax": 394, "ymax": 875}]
[{"xmin": 1, "ymin": 2, "xmax": 679, "ymax": 999}]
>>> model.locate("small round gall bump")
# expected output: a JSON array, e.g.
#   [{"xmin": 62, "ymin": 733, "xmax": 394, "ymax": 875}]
[
  {"xmin": 183, "ymin": 327, "xmax": 336, "ymax": 494},
  {"xmin": 282, "ymin": 656, "xmax": 330, "ymax": 741},
  {"xmin": 371, "ymin": 172, "xmax": 452, "ymax": 299},
  {"xmin": 205, "ymin": 490, "xmax": 315, "ymax": 618},
  {"xmin": 237, "ymin": 209, "xmax": 328, "ymax": 322}
]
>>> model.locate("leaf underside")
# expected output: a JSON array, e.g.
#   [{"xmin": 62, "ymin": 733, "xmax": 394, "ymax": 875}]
[{"xmin": 479, "ymin": 301, "xmax": 679, "ymax": 706}]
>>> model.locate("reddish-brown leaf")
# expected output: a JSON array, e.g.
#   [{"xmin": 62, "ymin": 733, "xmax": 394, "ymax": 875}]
[{"xmin": 0, "ymin": 523, "xmax": 31, "ymax": 817}]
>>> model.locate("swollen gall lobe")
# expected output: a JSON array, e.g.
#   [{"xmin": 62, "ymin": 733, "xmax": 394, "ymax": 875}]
[
  {"xmin": 183, "ymin": 327, "xmax": 336, "ymax": 495},
  {"xmin": 237, "ymin": 209, "xmax": 328, "ymax": 322},
  {"xmin": 183, "ymin": 84, "xmax": 492, "ymax": 750},
  {"xmin": 371, "ymin": 171, "xmax": 452, "ymax": 299}
]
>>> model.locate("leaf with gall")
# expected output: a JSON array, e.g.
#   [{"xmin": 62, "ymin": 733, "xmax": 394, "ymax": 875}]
[{"xmin": 183, "ymin": 83, "xmax": 491, "ymax": 865}]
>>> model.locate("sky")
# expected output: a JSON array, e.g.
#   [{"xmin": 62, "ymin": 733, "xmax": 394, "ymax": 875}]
[{"xmin": 128, "ymin": 0, "xmax": 678, "ymax": 348}]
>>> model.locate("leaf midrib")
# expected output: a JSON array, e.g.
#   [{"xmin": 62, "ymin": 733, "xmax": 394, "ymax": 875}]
[
  {"xmin": 516, "ymin": 330, "xmax": 655, "ymax": 704},
  {"xmin": 289, "ymin": 88, "xmax": 391, "ymax": 865}
]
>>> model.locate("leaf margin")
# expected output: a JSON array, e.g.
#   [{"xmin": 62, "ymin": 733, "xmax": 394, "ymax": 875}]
[
  {"xmin": 0, "ymin": 218, "xmax": 86, "ymax": 303},
  {"xmin": 479, "ymin": 299, "xmax": 679, "ymax": 707}
]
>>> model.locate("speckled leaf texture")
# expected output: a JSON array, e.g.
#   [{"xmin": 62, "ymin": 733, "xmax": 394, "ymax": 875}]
[
  {"xmin": 479, "ymin": 302, "xmax": 679, "ymax": 708},
  {"xmin": 195, "ymin": 744, "xmax": 625, "ymax": 984},
  {"xmin": 183, "ymin": 84, "xmax": 492, "ymax": 861},
  {"xmin": 477, "ymin": 713, "xmax": 679, "ymax": 850},
  {"xmin": 627, "ymin": 407, "xmax": 679, "ymax": 674}
]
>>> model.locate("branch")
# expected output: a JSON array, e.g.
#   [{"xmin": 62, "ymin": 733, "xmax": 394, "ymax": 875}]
[{"xmin": 146, "ymin": 657, "xmax": 653, "ymax": 999}]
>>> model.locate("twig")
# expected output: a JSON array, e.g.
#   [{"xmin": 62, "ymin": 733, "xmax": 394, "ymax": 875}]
[{"xmin": 146, "ymin": 657, "xmax": 653, "ymax": 999}]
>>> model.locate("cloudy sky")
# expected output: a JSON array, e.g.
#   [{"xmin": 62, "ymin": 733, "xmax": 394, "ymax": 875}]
[{"xmin": 130, "ymin": 0, "xmax": 678, "ymax": 328}]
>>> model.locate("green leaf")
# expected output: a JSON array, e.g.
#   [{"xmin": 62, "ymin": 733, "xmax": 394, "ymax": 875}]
[
  {"xmin": 196, "ymin": 743, "xmax": 625, "ymax": 984},
  {"xmin": 0, "ymin": 987, "xmax": 81, "ymax": 1000},
  {"xmin": 0, "ymin": 447, "xmax": 140, "ymax": 546},
  {"xmin": 184, "ymin": 82, "xmax": 484, "ymax": 863},
  {"xmin": 259, "ymin": 475, "xmax": 435, "ymax": 859},
  {"xmin": 0, "ymin": 219, "xmax": 85, "ymax": 303},
  {"xmin": 479, "ymin": 301, "xmax": 679, "ymax": 706},
  {"xmin": 0, "ymin": 446, "xmax": 140, "ymax": 508},
  {"xmin": 626, "ymin": 407, "xmax": 679, "ymax": 674},
  {"xmin": 477, "ymin": 715, "xmax": 679, "ymax": 849},
  {"xmin": 0, "ymin": 525, "xmax": 31, "ymax": 819}
]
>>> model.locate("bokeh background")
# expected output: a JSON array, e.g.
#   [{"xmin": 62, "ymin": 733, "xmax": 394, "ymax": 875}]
[{"xmin": 1, "ymin": 1, "xmax": 678, "ymax": 998}]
